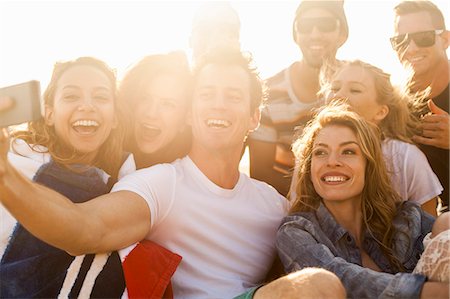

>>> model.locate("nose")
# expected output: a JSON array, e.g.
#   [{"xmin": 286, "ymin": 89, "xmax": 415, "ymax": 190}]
[
  {"xmin": 145, "ymin": 101, "xmax": 159, "ymax": 118},
  {"xmin": 212, "ymin": 93, "xmax": 226, "ymax": 109},
  {"xmin": 78, "ymin": 96, "xmax": 96, "ymax": 111},
  {"xmin": 310, "ymin": 25, "xmax": 323, "ymax": 38},
  {"xmin": 327, "ymin": 151, "xmax": 342, "ymax": 167}
]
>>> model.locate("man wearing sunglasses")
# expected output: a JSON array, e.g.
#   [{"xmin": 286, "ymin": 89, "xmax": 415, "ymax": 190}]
[
  {"xmin": 248, "ymin": 0, "xmax": 348, "ymax": 196},
  {"xmin": 392, "ymin": 0, "xmax": 449, "ymax": 214}
]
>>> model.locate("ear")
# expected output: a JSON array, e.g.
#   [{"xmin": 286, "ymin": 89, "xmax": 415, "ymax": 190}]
[
  {"xmin": 44, "ymin": 105, "xmax": 55, "ymax": 126},
  {"xmin": 112, "ymin": 114, "xmax": 118, "ymax": 129},
  {"xmin": 337, "ymin": 32, "xmax": 347, "ymax": 48},
  {"xmin": 373, "ymin": 105, "xmax": 389, "ymax": 123},
  {"xmin": 248, "ymin": 107, "xmax": 261, "ymax": 132},
  {"xmin": 186, "ymin": 109, "xmax": 193, "ymax": 126},
  {"xmin": 440, "ymin": 30, "xmax": 449, "ymax": 50}
]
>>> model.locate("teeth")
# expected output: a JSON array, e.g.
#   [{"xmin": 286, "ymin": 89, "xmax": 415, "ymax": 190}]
[
  {"xmin": 142, "ymin": 124, "xmax": 159, "ymax": 130},
  {"xmin": 409, "ymin": 56, "xmax": 425, "ymax": 62},
  {"xmin": 323, "ymin": 176, "xmax": 348, "ymax": 182},
  {"xmin": 206, "ymin": 119, "xmax": 231, "ymax": 128},
  {"xmin": 72, "ymin": 120, "xmax": 99, "ymax": 127}
]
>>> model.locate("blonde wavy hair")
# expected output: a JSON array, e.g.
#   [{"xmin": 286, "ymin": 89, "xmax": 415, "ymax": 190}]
[
  {"xmin": 320, "ymin": 60, "xmax": 421, "ymax": 143},
  {"xmin": 291, "ymin": 102, "xmax": 404, "ymax": 271},
  {"xmin": 12, "ymin": 57, "xmax": 125, "ymax": 180}
]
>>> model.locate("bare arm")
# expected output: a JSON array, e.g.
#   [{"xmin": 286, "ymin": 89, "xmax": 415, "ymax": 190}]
[
  {"xmin": 0, "ymin": 132, "xmax": 150, "ymax": 255},
  {"xmin": 248, "ymin": 139, "xmax": 290, "ymax": 196},
  {"xmin": 420, "ymin": 282, "xmax": 449, "ymax": 299}
]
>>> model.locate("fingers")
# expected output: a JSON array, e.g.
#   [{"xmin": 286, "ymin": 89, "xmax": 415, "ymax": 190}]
[
  {"xmin": 0, "ymin": 96, "xmax": 14, "ymax": 112},
  {"xmin": 428, "ymin": 99, "xmax": 448, "ymax": 115}
]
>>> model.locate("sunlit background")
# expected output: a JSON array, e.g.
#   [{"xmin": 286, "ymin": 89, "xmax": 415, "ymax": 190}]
[
  {"xmin": 1, "ymin": 0, "xmax": 449, "ymax": 87},
  {"xmin": 1, "ymin": 0, "xmax": 449, "ymax": 172}
]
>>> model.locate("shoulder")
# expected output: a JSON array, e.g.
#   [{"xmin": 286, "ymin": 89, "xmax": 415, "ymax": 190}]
[
  {"xmin": 246, "ymin": 176, "xmax": 290, "ymax": 210},
  {"xmin": 117, "ymin": 153, "xmax": 137, "ymax": 179},
  {"xmin": 394, "ymin": 201, "xmax": 434, "ymax": 232},
  {"xmin": 8, "ymin": 139, "xmax": 50, "ymax": 179},
  {"xmin": 383, "ymin": 139, "xmax": 427, "ymax": 160}
]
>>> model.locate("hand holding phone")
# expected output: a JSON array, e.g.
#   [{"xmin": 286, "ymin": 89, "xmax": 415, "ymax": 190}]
[
  {"xmin": 0, "ymin": 96, "xmax": 14, "ymax": 112},
  {"xmin": 0, "ymin": 80, "xmax": 42, "ymax": 127}
]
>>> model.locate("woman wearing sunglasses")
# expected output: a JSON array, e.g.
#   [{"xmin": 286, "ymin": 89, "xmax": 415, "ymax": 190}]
[{"xmin": 277, "ymin": 103, "xmax": 449, "ymax": 298}]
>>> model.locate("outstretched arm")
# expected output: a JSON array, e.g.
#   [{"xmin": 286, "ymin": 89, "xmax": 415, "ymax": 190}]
[{"xmin": 0, "ymin": 130, "xmax": 150, "ymax": 255}]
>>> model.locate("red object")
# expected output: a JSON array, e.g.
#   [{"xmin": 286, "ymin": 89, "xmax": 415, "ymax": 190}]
[{"xmin": 122, "ymin": 240, "xmax": 182, "ymax": 299}]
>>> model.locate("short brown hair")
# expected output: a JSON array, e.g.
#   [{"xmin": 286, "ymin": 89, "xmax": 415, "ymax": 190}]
[
  {"xmin": 394, "ymin": 0, "xmax": 446, "ymax": 30},
  {"xmin": 192, "ymin": 47, "xmax": 267, "ymax": 114}
]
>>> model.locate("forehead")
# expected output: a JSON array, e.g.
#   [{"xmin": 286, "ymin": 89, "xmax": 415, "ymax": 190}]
[
  {"xmin": 57, "ymin": 65, "xmax": 112, "ymax": 88},
  {"xmin": 334, "ymin": 65, "xmax": 374, "ymax": 85},
  {"xmin": 195, "ymin": 63, "xmax": 250, "ymax": 92},
  {"xmin": 299, "ymin": 8, "xmax": 335, "ymax": 19},
  {"xmin": 395, "ymin": 11, "xmax": 435, "ymax": 34},
  {"xmin": 315, "ymin": 125, "xmax": 357, "ymax": 144}
]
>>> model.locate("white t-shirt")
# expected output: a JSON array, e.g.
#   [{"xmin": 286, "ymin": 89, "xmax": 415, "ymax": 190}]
[
  {"xmin": 382, "ymin": 138, "xmax": 442, "ymax": 205},
  {"xmin": 112, "ymin": 156, "xmax": 288, "ymax": 299},
  {"xmin": 290, "ymin": 138, "xmax": 443, "ymax": 204},
  {"xmin": 0, "ymin": 139, "xmax": 136, "ymax": 258}
]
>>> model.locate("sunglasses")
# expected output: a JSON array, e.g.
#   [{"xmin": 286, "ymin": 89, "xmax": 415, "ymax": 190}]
[
  {"xmin": 296, "ymin": 17, "xmax": 338, "ymax": 34},
  {"xmin": 390, "ymin": 29, "xmax": 444, "ymax": 50}
]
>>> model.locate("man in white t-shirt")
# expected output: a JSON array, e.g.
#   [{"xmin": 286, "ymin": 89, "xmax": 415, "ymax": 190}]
[{"xmin": 0, "ymin": 49, "xmax": 344, "ymax": 298}]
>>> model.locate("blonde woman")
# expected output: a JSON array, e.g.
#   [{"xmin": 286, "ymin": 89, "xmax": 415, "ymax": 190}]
[
  {"xmin": 291, "ymin": 60, "xmax": 442, "ymax": 216},
  {"xmin": 277, "ymin": 104, "xmax": 449, "ymax": 298}
]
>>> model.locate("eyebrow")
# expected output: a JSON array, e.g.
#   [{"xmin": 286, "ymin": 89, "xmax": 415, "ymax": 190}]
[
  {"xmin": 62, "ymin": 85, "xmax": 111, "ymax": 92},
  {"xmin": 314, "ymin": 141, "xmax": 359, "ymax": 148},
  {"xmin": 332, "ymin": 80, "xmax": 366, "ymax": 87}
]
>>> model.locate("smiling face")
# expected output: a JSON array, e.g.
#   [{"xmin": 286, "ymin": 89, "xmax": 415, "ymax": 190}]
[
  {"xmin": 311, "ymin": 125, "xmax": 366, "ymax": 205},
  {"xmin": 45, "ymin": 65, "xmax": 116, "ymax": 160},
  {"xmin": 133, "ymin": 74, "xmax": 188, "ymax": 154},
  {"xmin": 190, "ymin": 63, "xmax": 259, "ymax": 154},
  {"xmin": 294, "ymin": 8, "xmax": 346, "ymax": 68},
  {"xmin": 328, "ymin": 65, "xmax": 388, "ymax": 124},
  {"xmin": 394, "ymin": 11, "xmax": 448, "ymax": 78}
]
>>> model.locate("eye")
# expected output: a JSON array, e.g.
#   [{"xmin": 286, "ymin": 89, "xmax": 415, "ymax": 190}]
[
  {"xmin": 312, "ymin": 149, "xmax": 327, "ymax": 157},
  {"xmin": 227, "ymin": 92, "xmax": 243, "ymax": 103},
  {"xmin": 330, "ymin": 86, "xmax": 340, "ymax": 93},
  {"xmin": 94, "ymin": 94, "xmax": 112, "ymax": 103},
  {"xmin": 161, "ymin": 99, "xmax": 177, "ymax": 109},
  {"xmin": 62, "ymin": 94, "xmax": 80, "ymax": 102},
  {"xmin": 350, "ymin": 89, "xmax": 362, "ymax": 94},
  {"xmin": 198, "ymin": 91, "xmax": 213, "ymax": 101},
  {"xmin": 342, "ymin": 148, "xmax": 356, "ymax": 155}
]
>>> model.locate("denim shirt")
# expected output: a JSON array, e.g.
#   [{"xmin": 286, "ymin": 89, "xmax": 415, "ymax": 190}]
[{"xmin": 276, "ymin": 201, "xmax": 435, "ymax": 299}]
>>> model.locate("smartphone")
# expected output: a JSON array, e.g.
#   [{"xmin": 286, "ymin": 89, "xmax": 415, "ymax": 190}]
[{"xmin": 0, "ymin": 80, "xmax": 42, "ymax": 127}]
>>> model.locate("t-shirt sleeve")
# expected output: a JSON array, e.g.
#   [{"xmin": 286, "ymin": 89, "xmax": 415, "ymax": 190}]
[
  {"xmin": 403, "ymin": 145, "xmax": 443, "ymax": 204},
  {"xmin": 111, "ymin": 164, "xmax": 176, "ymax": 229}
]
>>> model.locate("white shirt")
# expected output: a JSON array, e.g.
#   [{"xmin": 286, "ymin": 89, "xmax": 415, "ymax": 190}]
[{"xmin": 113, "ymin": 156, "xmax": 288, "ymax": 299}]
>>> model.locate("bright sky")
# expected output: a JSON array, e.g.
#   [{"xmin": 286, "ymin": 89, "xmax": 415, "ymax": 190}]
[{"xmin": 0, "ymin": 0, "xmax": 449, "ymax": 88}]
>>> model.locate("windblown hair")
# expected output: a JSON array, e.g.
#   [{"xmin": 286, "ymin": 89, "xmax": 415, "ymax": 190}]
[
  {"xmin": 192, "ymin": 47, "xmax": 268, "ymax": 114},
  {"xmin": 12, "ymin": 57, "xmax": 125, "ymax": 179},
  {"xmin": 320, "ymin": 60, "xmax": 421, "ymax": 143},
  {"xmin": 394, "ymin": 0, "xmax": 446, "ymax": 30},
  {"xmin": 290, "ymin": 102, "xmax": 404, "ymax": 271},
  {"xmin": 117, "ymin": 52, "xmax": 193, "ymax": 168}
]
